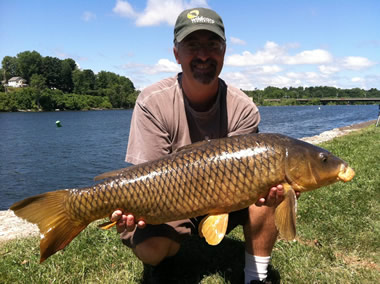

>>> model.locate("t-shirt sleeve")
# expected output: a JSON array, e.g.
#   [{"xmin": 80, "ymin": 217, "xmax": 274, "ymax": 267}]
[
  {"xmin": 227, "ymin": 91, "xmax": 261, "ymax": 137},
  {"xmin": 228, "ymin": 106, "xmax": 260, "ymax": 136},
  {"xmin": 125, "ymin": 101, "xmax": 172, "ymax": 164}
]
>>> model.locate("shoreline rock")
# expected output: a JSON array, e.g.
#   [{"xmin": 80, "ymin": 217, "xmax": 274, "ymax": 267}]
[
  {"xmin": 0, "ymin": 119, "xmax": 376, "ymax": 244},
  {"xmin": 301, "ymin": 120, "xmax": 376, "ymax": 144}
]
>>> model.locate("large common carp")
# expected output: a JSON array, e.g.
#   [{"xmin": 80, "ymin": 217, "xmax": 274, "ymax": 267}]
[{"xmin": 10, "ymin": 133, "xmax": 355, "ymax": 263}]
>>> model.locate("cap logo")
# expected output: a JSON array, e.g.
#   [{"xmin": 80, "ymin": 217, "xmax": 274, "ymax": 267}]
[
  {"xmin": 187, "ymin": 9, "xmax": 215, "ymax": 24},
  {"xmin": 187, "ymin": 10, "xmax": 199, "ymax": 19}
]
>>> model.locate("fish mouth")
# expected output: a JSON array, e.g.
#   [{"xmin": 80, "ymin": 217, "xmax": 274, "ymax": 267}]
[{"xmin": 337, "ymin": 164, "xmax": 355, "ymax": 182}]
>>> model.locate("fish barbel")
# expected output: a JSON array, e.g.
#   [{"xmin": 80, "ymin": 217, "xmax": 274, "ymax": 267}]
[{"xmin": 10, "ymin": 133, "xmax": 355, "ymax": 262}]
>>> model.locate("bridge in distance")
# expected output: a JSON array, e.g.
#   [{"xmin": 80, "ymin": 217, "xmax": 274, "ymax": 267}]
[{"xmin": 264, "ymin": 97, "xmax": 380, "ymax": 104}]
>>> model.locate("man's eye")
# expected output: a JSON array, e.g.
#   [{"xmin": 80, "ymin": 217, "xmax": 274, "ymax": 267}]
[
  {"xmin": 208, "ymin": 42, "xmax": 219, "ymax": 48},
  {"xmin": 187, "ymin": 42, "xmax": 200, "ymax": 49}
]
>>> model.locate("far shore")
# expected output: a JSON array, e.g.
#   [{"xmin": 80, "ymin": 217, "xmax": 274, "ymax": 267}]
[{"xmin": 0, "ymin": 119, "xmax": 377, "ymax": 244}]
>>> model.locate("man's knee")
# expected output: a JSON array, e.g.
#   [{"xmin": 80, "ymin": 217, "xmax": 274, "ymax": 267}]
[{"xmin": 133, "ymin": 237, "xmax": 180, "ymax": 266}]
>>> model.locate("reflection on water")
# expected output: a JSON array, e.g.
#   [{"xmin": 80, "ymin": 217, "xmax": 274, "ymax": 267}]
[{"xmin": 0, "ymin": 105, "xmax": 377, "ymax": 209}]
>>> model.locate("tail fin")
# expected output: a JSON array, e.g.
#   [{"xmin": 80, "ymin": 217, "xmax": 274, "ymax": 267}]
[{"xmin": 10, "ymin": 190, "xmax": 88, "ymax": 263}]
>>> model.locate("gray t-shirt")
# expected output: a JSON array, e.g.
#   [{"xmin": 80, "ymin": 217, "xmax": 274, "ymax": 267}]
[{"xmin": 125, "ymin": 73, "xmax": 260, "ymax": 164}]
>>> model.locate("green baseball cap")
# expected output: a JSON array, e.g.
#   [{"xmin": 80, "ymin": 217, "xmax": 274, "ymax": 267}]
[{"xmin": 174, "ymin": 8, "xmax": 225, "ymax": 43}]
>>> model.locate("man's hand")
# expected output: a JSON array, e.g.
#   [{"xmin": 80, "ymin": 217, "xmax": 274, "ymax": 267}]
[
  {"xmin": 254, "ymin": 185, "xmax": 301, "ymax": 207},
  {"xmin": 111, "ymin": 210, "xmax": 146, "ymax": 233}
]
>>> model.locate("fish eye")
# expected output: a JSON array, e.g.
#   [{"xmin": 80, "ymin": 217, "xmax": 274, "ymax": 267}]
[{"xmin": 319, "ymin": 152, "xmax": 328, "ymax": 162}]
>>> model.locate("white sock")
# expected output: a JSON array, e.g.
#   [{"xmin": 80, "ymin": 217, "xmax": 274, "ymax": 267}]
[{"xmin": 244, "ymin": 252, "xmax": 271, "ymax": 283}]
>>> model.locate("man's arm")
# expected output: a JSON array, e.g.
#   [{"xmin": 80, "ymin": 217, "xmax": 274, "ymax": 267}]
[{"xmin": 126, "ymin": 101, "xmax": 172, "ymax": 164}]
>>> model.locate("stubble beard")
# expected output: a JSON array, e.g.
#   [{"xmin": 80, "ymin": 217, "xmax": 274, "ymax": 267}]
[{"xmin": 190, "ymin": 59, "xmax": 218, "ymax": 85}]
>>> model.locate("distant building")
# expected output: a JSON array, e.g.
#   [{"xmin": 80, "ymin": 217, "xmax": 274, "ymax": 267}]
[{"xmin": 7, "ymin": 77, "xmax": 28, "ymax": 88}]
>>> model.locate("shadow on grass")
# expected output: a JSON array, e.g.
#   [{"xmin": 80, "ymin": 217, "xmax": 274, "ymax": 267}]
[{"xmin": 140, "ymin": 235, "xmax": 281, "ymax": 284}]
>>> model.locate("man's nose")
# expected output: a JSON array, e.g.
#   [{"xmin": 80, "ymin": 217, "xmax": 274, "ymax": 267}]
[{"xmin": 195, "ymin": 46, "xmax": 211, "ymax": 60}]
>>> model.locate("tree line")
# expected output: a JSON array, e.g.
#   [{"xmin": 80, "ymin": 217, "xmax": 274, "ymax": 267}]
[
  {"xmin": 0, "ymin": 51, "xmax": 138, "ymax": 111},
  {"xmin": 245, "ymin": 86, "xmax": 380, "ymax": 106},
  {"xmin": 1, "ymin": 50, "xmax": 379, "ymax": 112}
]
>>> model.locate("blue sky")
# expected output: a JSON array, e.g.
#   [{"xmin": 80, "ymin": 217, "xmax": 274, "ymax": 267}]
[{"xmin": 1, "ymin": 0, "xmax": 379, "ymax": 90}]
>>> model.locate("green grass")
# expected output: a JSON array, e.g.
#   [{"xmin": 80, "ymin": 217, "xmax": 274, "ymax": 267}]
[{"xmin": 1, "ymin": 125, "xmax": 379, "ymax": 283}]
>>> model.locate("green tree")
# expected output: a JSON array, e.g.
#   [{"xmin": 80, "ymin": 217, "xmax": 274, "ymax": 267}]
[
  {"xmin": 62, "ymin": 58, "xmax": 77, "ymax": 71},
  {"xmin": 367, "ymin": 88, "xmax": 380, "ymax": 97},
  {"xmin": 11, "ymin": 88, "xmax": 37, "ymax": 110},
  {"xmin": 1, "ymin": 56, "xmax": 19, "ymax": 81},
  {"xmin": 263, "ymin": 86, "xmax": 284, "ymax": 99},
  {"xmin": 73, "ymin": 69, "xmax": 95, "ymax": 94},
  {"xmin": 0, "ymin": 92, "xmax": 18, "ymax": 111},
  {"xmin": 16, "ymin": 51, "xmax": 43, "ymax": 82},
  {"xmin": 41, "ymin": 56, "xmax": 62, "ymax": 89},
  {"xmin": 30, "ymin": 74, "xmax": 46, "ymax": 90},
  {"xmin": 60, "ymin": 60, "xmax": 74, "ymax": 93},
  {"xmin": 30, "ymin": 74, "xmax": 47, "ymax": 108},
  {"xmin": 95, "ymin": 71, "xmax": 110, "ymax": 90}
]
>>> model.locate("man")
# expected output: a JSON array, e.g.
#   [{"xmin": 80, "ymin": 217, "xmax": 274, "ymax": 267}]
[{"xmin": 111, "ymin": 7, "xmax": 288, "ymax": 284}]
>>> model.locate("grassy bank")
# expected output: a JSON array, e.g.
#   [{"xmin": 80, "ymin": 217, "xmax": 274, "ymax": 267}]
[{"xmin": 1, "ymin": 125, "xmax": 379, "ymax": 283}]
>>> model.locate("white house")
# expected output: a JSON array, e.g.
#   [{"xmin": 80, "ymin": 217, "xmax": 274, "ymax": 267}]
[{"xmin": 7, "ymin": 77, "xmax": 28, "ymax": 88}]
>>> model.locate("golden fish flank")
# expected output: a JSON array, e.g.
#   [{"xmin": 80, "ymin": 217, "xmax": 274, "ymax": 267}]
[{"xmin": 10, "ymin": 133, "xmax": 355, "ymax": 262}]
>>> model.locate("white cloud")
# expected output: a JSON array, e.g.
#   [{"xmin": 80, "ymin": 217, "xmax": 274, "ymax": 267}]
[
  {"xmin": 136, "ymin": 1, "xmax": 184, "ymax": 26},
  {"xmin": 222, "ymin": 71, "xmax": 255, "ymax": 90},
  {"xmin": 226, "ymin": 41, "xmax": 332, "ymax": 66},
  {"xmin": 222, "ymin": 67, "xmax": 341, "ymax": 90},
  {"xmin": 82, "ymin": 11, "xmax": 96, "ymax": 22},
  {"xmin": 113, "ymin": 0, "xmax": 136, "ymax": 18},
  {"xmin": 260, "ymin": 65, "xmax": 282, "ymax": 74},
  {"xmin": 283, "ymin": 49, "xmax": 332, "ymax": 65},
  {"xmin": 341, "ymin": 56, "xmax": 375, "ymax": 70},
  {"xmin": 351, "ymin": 77, "xmax": 362, "ymax": 82},
  {"xmin": 318, "ymin": 65, "xmax": 340, "ymax": 75},
  {"xmin": 243, "ymin": 65, "xmax": 282, "ymax": 74},
  {"xmin": 148, "ymin": 58, "xmax": 181, "ymax": 74},
  {"xmin": 225, "ymin": 42, "xmax": 282, "ymax": 66},
  {"xmin": 121, "ymin": 58, "xmax": 180, "ymax": 75},
  {"xmin": 230, "ymin": 37, "xmax": 246, "ymax": 45},
  {"xmin": 113, "ymin": 0, "xmax": 209, "ymax": 26}
]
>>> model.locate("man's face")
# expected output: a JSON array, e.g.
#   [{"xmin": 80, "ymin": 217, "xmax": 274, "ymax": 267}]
[{"xmin": 174, "ymin": 30, "xmax": 226, "ymax": 85}]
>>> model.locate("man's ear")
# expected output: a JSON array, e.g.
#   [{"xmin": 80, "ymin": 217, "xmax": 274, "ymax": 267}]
[{"xmin": 173, "ymin": 46, "xmax": 180, "ymax": 64}]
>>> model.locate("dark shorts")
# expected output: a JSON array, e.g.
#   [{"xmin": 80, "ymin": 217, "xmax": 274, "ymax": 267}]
[{"xmin": 120, "ymin": 208, "xmax": 249, "ymax": 248}]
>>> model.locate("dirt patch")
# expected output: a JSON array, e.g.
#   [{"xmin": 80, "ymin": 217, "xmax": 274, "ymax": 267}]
[
  {"xmin": 0, "ymin": 120, "xmax": 376, "ymax": 243},
  {"xmin": 335, "ymin": 252, "xmax": 380, "ymax": 272},
  {"xmin": 293, "ymin": 236, "xmax": 380, "ymax": 272}
]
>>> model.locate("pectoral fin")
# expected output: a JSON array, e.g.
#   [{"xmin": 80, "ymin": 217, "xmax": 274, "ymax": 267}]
[
  {"xmin": 199, "ymin": 213, "xmax": 229, "ymax": 245},
  {"xmin": 274, "ymin": 183, "xmax": 297, "ymax": 240}
]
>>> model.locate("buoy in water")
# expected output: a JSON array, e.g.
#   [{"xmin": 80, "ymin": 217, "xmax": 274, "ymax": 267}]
[{"xmin": 56, "ymin": 120, "xmax": 62, "ymax": 127}]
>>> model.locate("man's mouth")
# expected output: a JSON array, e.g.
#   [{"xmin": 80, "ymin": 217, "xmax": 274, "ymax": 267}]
[
  {"xmin": 194, "ymin": 63, "xmax": 212, "ymax": 70},
  {"xmin": 190, "ymin": 59, "xmax": 218, "ymax": 84},
  {"xmin": 191, "ymin": 59, "xmax": 216, "ymax": 71}
]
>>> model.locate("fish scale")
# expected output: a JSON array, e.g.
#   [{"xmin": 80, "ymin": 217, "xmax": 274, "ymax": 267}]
[{"xmin": 10, "ymin": 133, "xmax": 355, "ymax": 262}]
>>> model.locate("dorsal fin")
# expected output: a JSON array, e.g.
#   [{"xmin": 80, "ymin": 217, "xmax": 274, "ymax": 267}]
[{"xmin": 94, "ymin": 167, "xmax": 130, "ymax": 181}]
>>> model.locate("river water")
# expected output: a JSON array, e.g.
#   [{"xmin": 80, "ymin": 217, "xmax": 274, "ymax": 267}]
[{"xmin": 0, "ymin": 105, "xmax": 377, "ymax": 209}]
